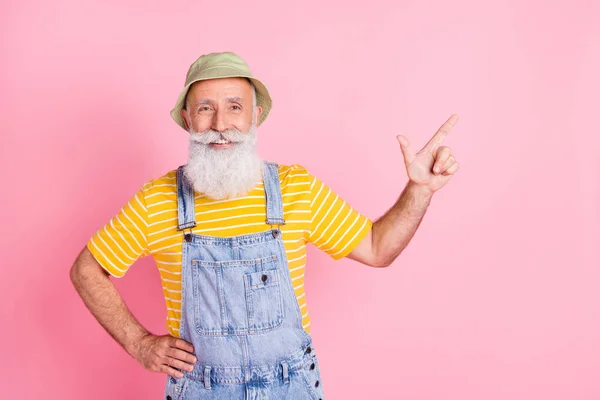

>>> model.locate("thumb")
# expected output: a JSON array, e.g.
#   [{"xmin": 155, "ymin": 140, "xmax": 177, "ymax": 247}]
[{"xmin": 397, "ymin": 135, "xmax": 415, "ymax": 165}]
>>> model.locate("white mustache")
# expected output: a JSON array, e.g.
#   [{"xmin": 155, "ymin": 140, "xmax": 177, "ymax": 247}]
[{"xmin": 189, "ymin": 128, "xmax": 250, "ymax": 145}]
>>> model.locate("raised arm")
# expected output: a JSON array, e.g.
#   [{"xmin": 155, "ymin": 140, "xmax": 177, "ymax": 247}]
[{"xmin": 347, "ymin": 114, "xmax": 461, "ymax": 268}]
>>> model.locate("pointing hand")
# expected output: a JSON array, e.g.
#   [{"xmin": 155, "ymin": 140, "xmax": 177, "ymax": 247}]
[{"xmin": 396, "ymin": 114, "xmax": 460, "ymax": 194}]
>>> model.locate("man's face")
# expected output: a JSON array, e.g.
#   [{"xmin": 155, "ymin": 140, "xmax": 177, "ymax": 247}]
[
  {"xmin": 180, "ymin": 77, "xmax": 265, "ymax": 200},
  {"xmin": 181, "ymin": 77, "xmax": 262, "ymax": 145}
]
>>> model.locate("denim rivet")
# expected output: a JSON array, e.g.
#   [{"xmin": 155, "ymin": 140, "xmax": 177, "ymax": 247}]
[
  {"xmin": 261, "ymin": 274, "xmax": 268, "ymax": 282},
  {"xmin": 305, "ymin": 346, "xmax": 311, "ymax": 354},
  {"xmin": 184, "ymin": 233, "xmax": 192, "ymax": 242},
  {"xmin": 315, "ymin": 380, "xmax": 319, "ymax": 387},
  {"xmin": 310, "ymin": 363, "xmax": 315, "ymax": 370},
  {"xmin": 170, "ymin": 376, "xmax": 176, "ymax": 384}
]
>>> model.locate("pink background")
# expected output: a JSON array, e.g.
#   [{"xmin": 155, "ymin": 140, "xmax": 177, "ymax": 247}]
[{"xmin": 2, "ymin": 0, "xmax": 599, "ymax": 398}]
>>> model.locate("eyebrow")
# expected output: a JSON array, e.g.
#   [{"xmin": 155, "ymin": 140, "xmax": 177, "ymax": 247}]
[{"xmin": 194, "ymin": 96, "xmax": 244, "ymax": 107}]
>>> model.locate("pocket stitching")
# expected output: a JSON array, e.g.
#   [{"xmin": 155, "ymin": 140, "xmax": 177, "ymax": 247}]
[
  {"xmin": 192, "ymin": 255, "xmax": 283, "ymax": 335},
  {"xmin": 244, "ymin": 268, "xmax": 284, "ymax": 332}
]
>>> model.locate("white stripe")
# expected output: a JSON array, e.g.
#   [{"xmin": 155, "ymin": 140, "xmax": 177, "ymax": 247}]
[
  {"xmin": 196, "ymin": 204, "xmax": 264, "ymax": 215},
  {"xmin": 287, "ymin": 254, "xmax": 306, "ymax": 264},
  {"xmin": 297, "ymin": 292, "xmax": 306, "ymax": 300},
  {"xmin": 162, "ymin": 286, "xmax": 181, "ymax": 293},
  {"xmin": 332, "ymin": 218, "xmax": 369, "ymax": 257},
  {"xmin": 313, "ymin": 196, "xmax": 346, "ymax": 244},
  {"xmin": 293, "ymin": 283, "xmax": 304, "ymax": 291},
  {"xmin": 291, "ymin": 274, "xmax": 304, "ymax": 282},
  {"xmin": 317, "ymin": 203, "xmax": 352, "ymax": 249},
  {"xmin": 283, "ymin": 212, "xmax": 311, "ymax": 217},
  {"xmin": 161, "ymin": 277, "xmax": 181, "ymax": 284},
  {"xmin": 283, "ymin": 200, "xmax": 311, "ymax": 206},
  {"xmin": 278, "ymin": 166, "xmax": 293, "ymax": 175},
  {"xmin": 310, "ymin": 184, "xmax": 329, "ymax": 225},
  {"xmin": 149, "ymin": 232, "xmax": 180, "ymax": 247},
  {"xmin": 303, "ymin": 321, "xmax": 311, "ymax": 329},
  {"xmin": 195, "ymin": 213, "xmax": 266, "ymax": 225},
  {"xmin": 96, "ymin": 230, "xmax": 130, "ymax": 268},
  {"xmin": 299, "ymin": 303, "xmax": 306, "ymax": 309},
  {"xmin": 149, "ymin": 216, "xmax": 177, "ymax": 227},
  {"xmin": 156, "ymin": 260, "xmax": 182, "ymax": 265},
  {"xmin": 289, "ymin": 264, "xmax": 305, "ymax": 273},
  {"xmin": 103, "ymin": 225, "xmax": 137, "ymax": 262},
  {"xmin": 146, "ymin": 191, "xmax": 177, "ymax": 199},
  {"xmin": 154, "ymin": 242, "xmax": 181, "ymax": 252},
  {"xmin": 312, "ymin": 194, "xmax": 339, "ymax": 238},
  {"xmin": 134, "ymin": 193, "xmax": 147, "ymax": 213},
  {"xmin": 154, "ymin": 183, "xmax": 177, "ymax": 188},
  {"xmin": 166, "ymin": 298, "xmax": 181, "ymax": 303},
  {"xmin": 324, "ymin": 213, "xmax": 361, "ymax": 253},
  {"xmin": 147, "ymin": 199, "xmax": 177, "ymax": 208},
  {"xmin": 148, "ymin": 224, "xmax": 178, "ymax": 237},
  {"xmin": 114, "ymin": 214, "xmax": 145, "ymax": 252},
  {"xmin": 167, "ymin": 307, "xmax": 181, "ymax": 313},
  {"xmin": 122, "ymin": 206, "xmax": 147, "ymax": 242},
  {"xmin": 148, "ymin": 208, "xmax": 177, "ymax": 218},
  {"xmin": 284, "ymin": 182, "xmax": 310, "ymax": 187},
  {"xmin": 90, "ymin": 237, "xmax": 126, "ymax": 274},
  {"xmin": 109, "ymin": 218, "xmax": 143, "ymax": 257},
  {"xmin": 282, "ymin": 191, "xmax": 310, "ymax": 197},
  {"xmin": 158, "ymin": 267, "xmax": 181, "ymax": 275},
  {"xmin": 286, "ymin": 246, "xmax": 305, "ymax": 255},
  {"xmin": 195, "ymin": 195, "xmax": 265, "ymax": 206}
]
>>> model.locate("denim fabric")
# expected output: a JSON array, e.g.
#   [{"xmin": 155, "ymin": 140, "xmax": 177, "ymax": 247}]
[{"xmin": 164, "ymin": 161, "xmax": 325, "ymax": 400}]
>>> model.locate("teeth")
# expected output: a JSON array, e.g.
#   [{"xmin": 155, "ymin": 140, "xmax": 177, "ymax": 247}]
[{"xmin": 212, "ymin": 139, "xmax": 230, "ymax": 144}]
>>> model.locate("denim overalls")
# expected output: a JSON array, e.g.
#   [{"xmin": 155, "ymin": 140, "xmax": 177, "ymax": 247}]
[{"xmin": 163, "ymin": 161, "xmax": 326, "ymax": 400}]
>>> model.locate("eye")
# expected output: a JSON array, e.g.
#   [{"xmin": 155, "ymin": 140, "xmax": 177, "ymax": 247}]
[
  {"xmin": 198, "ymin": 106, "xmax": 212, "ymax": 112},
  {"xmin": 231, "ymin": 105, "xmax": 241, "ymax": 110}
]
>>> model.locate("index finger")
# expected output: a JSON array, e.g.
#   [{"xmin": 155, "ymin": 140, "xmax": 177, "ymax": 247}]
[
  {"xmin": 423, "ymin": 114, "xmax": 459, "ymax": 151},
  {"xmin": 170, "ymin": 337, "xmax": 195, "ymax": 354}
]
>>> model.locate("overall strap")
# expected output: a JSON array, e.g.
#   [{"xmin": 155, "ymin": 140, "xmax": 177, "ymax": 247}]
[
  {"xmin": 262, "ymin": 161, "xmax": 286, "ymax": 227},
  {"xmin": 176, "ymin": 165, "xmax": 197, "ymax": 231}
]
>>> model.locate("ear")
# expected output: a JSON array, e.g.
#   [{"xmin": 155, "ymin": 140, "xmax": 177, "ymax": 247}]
[
  {"xmin": 254, "ymin": 106, "xmax": 263, "ymax": 125},
  {"xmin": 180, "ymin": 109, "xmax": 191, "ymax": 130}
]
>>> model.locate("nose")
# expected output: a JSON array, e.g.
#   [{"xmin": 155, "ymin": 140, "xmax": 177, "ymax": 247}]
[{"xmin": 211, "ymin": 108, "xmax": 227, "ymax": 132}]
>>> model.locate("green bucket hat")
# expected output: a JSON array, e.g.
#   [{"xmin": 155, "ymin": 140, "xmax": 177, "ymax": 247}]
[{"xmin": 170, "ymin": 51, "xmax": 273, "ymax": 131}]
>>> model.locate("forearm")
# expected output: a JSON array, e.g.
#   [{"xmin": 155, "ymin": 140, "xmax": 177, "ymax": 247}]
[
  {"xmin": 69, "ymin": 248, "xmax": 150, "ymax": 359},
  {"xmin": 372, "ymin": 181, "xmax": 434, "ymax": 267}
]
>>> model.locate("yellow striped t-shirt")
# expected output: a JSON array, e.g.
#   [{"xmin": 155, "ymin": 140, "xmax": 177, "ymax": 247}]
[{"xmin": 87, "ymin": 163, "xmax": 372, "ymax": 337}]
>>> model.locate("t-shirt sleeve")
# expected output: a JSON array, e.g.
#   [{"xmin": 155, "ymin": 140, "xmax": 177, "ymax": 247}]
[
  {"xmin": 86, "ymin": 185, "xmax": 150, "ymax": 278},
  {"xmin": 307, "ymin": 171, "xmax": 373, "ymax": 260}
]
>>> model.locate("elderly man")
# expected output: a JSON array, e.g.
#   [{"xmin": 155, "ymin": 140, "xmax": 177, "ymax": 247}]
[{"xmin": 70, "ymin": 51, "xmax": 459, "ymax": 399}]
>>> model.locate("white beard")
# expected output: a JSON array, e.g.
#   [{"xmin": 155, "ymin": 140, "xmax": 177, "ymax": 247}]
[{"xmin": 183, "ymin": 124, "xmax": 263, "ymax": 200}]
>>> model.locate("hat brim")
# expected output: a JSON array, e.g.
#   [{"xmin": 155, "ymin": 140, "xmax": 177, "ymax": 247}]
[{"xmin": 170, "ymin": 72, "xmax": 272, "ymax": 131}]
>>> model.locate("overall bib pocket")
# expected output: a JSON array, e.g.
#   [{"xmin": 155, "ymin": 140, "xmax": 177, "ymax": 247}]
[{"xmin": 191, "ymin": 254, "xmax": 284, "ymax": 335}]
